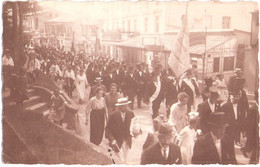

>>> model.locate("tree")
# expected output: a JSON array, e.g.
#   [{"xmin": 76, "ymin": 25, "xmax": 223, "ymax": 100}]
[{"xmin": 2, "ymin": 0, "xmax": 41, "ymax": 70}]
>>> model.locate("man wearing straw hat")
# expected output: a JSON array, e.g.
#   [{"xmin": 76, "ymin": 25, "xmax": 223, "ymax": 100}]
[
  {"xmin": 192, "ymin": 112, "xmax": 237, "ymax": 164},
  {"xmin": 141, "ymin": 122, "xmax": 182, "ymax": 164},
  {"xmin": 105, "ymin": 97, "xmax": 140, "ymax": 163}
]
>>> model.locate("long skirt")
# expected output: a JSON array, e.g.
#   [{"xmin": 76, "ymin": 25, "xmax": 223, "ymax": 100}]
[
  {"xmin": 90, "ymin": 108, "xmax": 105, "ymax": 145},
  {"xmin": 76, "ymin": 81, "xmax": 86, "ymax": 100}
]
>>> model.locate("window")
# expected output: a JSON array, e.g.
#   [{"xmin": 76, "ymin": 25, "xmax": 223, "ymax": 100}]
[
  {"xmin": 134, "ymin": 19, "xmax": 137, "ymax": 32},
  {"xmin": 213, "ymin": 57, "xmax": 220, "ymax": 72},
  {"xmin": 223, "ymin": 57, "xmax": 234, "ymax": 71},
  {"xmin": 222, "ymin": 16, "xmax": 231, "ymax": 29},
  {"xmin": 34, "ymin": 17, "xmax": 38, "ymax": 30},
  {"xmin": 144, "ymin": 17, "xmax": 148, "ymax": 32},
  {"xmin": 155, "ymin": 16, "xmax": 160, "ymax": 33},
  {"xmin": 122, "ymin": 21, "xmax": 125, "ymax": 32},
  {"xmin": 127, "ymin": 20, "xmax": 130, "ymax": 32}
]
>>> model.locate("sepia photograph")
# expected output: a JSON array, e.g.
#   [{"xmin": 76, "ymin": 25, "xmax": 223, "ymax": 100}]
[{"xmin": 1, "ymin": 0, "xmax": 259, "ymax": 165}]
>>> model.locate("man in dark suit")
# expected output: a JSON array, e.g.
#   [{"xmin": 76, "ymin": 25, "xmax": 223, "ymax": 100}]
[
  {"xmin": 103, "ymin": 66, "xmax": 115, "ymax": 91},
  {"xmin": 113, "ymin": 62, "xmax": 125, "ymax": 92},
  {"xmin": 197, "ymin": 87, "xmax": 220, "ymax": 135},
  {"xmin": 241, "ymin": 102, "xmax": 259, "ymax": 163},
  {"xmin": 192, "ymin": 112, "xmax": 237, "ymax": 164},
  {"xmin": 144, "ymin": 72, "xmax": 166, "ymax": 119},
  {"xmin": 227, "ymin": 68, "xmax": 243, "ymax": 93},
  {"xmin": 134, "ymin": 63, "xmax": 146, "ymax": 108},
  {"xmin": 180, "ymin": 69, "xmax": 200, "ymax": 113},
  {"xmin": 221, "ymin": 91, "xmax": 248, "ymax": 148},
  {"xmin": 141, "ymin": 122, "xmax": 182, "ymax": 164},
  {"xmin": 86, "ymin": 63, "xmax": 95, "ymax": 86},
  {"xmin": 165, "ymin": 75, "xmax": 178, "ymax": 117},
  {"xmin": 105, "ymin": 97, "xmax": 136, "ymax": 163},
  {"xmin": 124, "ymin": 65, "xmax": 137, "ymax": 110},
  {"xmin": 94, "ymin": 64, "xmax": 105, "ymax": 80}
]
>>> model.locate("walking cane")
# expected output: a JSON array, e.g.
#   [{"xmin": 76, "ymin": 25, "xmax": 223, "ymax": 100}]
[{"xmin": 108, "ymin": 148, "xmax": 116, "ymax": 164}]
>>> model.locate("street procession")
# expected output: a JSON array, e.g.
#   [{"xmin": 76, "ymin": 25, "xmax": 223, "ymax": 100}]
[{"xmin": 2, "ymin": 0, "xmax": 259, "ymax": 165}]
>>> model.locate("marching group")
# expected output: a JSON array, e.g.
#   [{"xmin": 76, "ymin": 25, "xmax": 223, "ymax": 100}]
[{"xmin": 2, "ymin": 44, "xmax": 259, "ymax": 165}]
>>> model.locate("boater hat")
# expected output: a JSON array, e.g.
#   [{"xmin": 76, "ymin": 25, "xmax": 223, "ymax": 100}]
[
  {"xmin": 115, "ymin": 97, "xmax": 131, "ymax": 106},
  {"xmin": 235, "ymin": 68, "xmax": 242, "ymax": 73},
  {"xmin": 94, "ymin": 77, "xmax": 103, "ymax": 82}
]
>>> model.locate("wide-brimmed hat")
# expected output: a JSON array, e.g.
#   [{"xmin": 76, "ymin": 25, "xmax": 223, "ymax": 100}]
[
  {"xmin": 94, "ymin": 77, "xmax": 103, "ymax": 82},
  {"xmin": 156, "ymin": 122, "xmax": 174, "ymax": 136},
  {"xmin": 115, "ymin": 97, "xmax": 131, "ymax": 106},
  {"xmin": 208, "ymin": 112, "xmax": 229, "ymax": 128}
]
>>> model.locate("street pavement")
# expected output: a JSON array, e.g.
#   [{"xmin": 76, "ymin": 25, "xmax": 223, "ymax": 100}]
[
  {"xmin": 2, "ymin": 85, "xmax": 252, "ymax": 164},
  {"xmin": 70, "ymin": 87, "xmax": 251, "ymax": 165}
]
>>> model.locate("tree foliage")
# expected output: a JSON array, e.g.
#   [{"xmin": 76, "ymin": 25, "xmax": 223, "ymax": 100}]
[{"xmin": 3, "ymin": 0, "xmax": 42, "ymax": 69}]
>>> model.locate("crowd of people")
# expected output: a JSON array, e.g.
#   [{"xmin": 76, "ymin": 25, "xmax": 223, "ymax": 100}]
[{"xmin": 2, "ymin": 42, "xmax": 259, "ymax": 165}]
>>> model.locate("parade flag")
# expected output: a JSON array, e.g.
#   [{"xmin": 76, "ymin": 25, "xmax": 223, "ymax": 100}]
[{"xmin": 168, "ymin": 13, "xmax": 190, "ymax": 77}]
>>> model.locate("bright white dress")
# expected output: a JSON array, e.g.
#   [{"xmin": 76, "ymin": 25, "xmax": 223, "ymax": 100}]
[
  {"xmin": 168, "ymin": 102, "xmax": 188, "ymax": 134},
  {"xmin": 215, "ymin": 79, "xmax": 228, "ymax": 102},
  {"xmin": 177, "ymin": 126, "xmax": 197, "ymax": 165},
  {"xmin": 75, "ymin": 74, "xmax": 88, "ymax": 100}
]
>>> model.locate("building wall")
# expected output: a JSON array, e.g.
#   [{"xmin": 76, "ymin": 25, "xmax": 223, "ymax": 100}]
[
  {"xmin": 243, "ymin": 46, "xmax": 259, "ymax": 93},
  {"xmin": 103, "ymin": 1, "xmax": 257, "ymax": 35}
]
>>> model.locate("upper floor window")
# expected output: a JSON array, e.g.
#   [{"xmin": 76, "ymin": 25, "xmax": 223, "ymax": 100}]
[
  {"xmin": 155, "ymin": 16, "xmax": 160, "ymax": 33},
  {"xmin": 144, "ymin": 17, "xmax": 148, "ymax": 32},
  {"xmin": 222, "ymin": 16, "xmax": 231, "ymax": 29}
]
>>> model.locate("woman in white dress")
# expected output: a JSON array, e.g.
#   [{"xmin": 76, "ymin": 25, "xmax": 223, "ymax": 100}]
[
  {"xmin": 168, "ymin": 92, "xmax": 189, "ymax": 134},
  {"xmin": 75, "ymin": 69, "xmax": 88, "ymax": 104},
  {"xmin": 215, "ymin": 73, "xmax": 228, "ymax": 102},
  {"xmin": 177, "ymin": 112, "xmax": 199, "ymax": 164}
]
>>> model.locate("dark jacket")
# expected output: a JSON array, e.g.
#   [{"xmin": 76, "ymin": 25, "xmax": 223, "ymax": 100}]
[
  {"xmin": 192, "ymin": 133, "xmax": 237, "ymax": 164},
  {"xmin": 134, "ymin": 70, "xmax": 146, "ymax": 94},
  {"xmin": 165, "ymin": 77, "xmax": 178, "ymax": 107},
  {"xmin": 244, "ymin": 103, "xmax": 259, "ymax": 152},
  {"xmin": 105, "ymin": 110, "xmax": 135, "ymax": 148},
  {"xmin": 221, "ymin": 100, "xmax": 248, "ymax": 141},
  {"xmin": 103, "ymin": 73, "xmax": 115, "ymax": 91},
  {"xmin": 141, "ymin": 142, "xmax": 182, "ymax": 165},
  {"xmin": 142, "ymin": 132, "xmax": 158, "ymax": 151},
  {"xmin": 124, "ymin": 73, "xmax": 137, "ymax": 97},
  {"xmin": 113, "ymin": 69, "xmax": 125, "ymax": 90},
  {"xmin": 197, "ymin": 101, "xmax": 220, "ymax": 134},
  {"xmin": 144, "ymin": 78, "xmax": 166, "ymax": 104}
]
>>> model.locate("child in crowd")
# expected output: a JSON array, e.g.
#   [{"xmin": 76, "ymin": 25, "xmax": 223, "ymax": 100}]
[{"xmin": 177, "ymin": 112, "xmax": 199, "ymax": 164}]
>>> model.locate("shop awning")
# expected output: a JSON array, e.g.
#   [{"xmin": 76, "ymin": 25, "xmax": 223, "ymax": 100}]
[
  {"xmin": 111, "ymin": 35, "xmax": 234, "ymax": 54},
  {"xmin": 189, "ymin": 36, "xmax": 233, "ymax": 55},
  {"xmin": 45, "ymin": 15, "xmax": 76, "ymax": 24}
]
